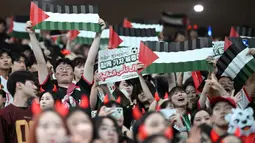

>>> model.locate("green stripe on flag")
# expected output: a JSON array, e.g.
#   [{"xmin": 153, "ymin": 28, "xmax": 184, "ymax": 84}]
[
  {"xmin": 33, "ymin": 21, "xmax": 101, "ymax": 32},
  {"xmin": 142, "ymin": 60, "xmax": 213, "ymax": 73},
  {"xmin": 9, "ymin": 31, "xmax": 40, "ymax": 39},
  {"xmin": 74, "ymin": 37, "xmax": 109, "ymax": 45}
]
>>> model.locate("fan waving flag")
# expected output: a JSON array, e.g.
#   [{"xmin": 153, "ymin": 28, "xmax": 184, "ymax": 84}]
[
  {"xmin": 8, "ymin": 16, "xmax": 40, "ymax": 39},
  {"xmin": 216, "ymin": 37, "xmax": 255, "ymax": 92},
  {"xmin": 109, "ymin": 26, "xmax": 158, "ymax": 49},
  {"xmin": 30, "ymin": 1, "xmax": 100, "ymax": 32},
  {"xmin": 139, "ymin": 38, "xmax": 213, "ymax": 73},
  {"xmin": 123, "ymin": 18, "xmax": 163, "ymax": 34}
]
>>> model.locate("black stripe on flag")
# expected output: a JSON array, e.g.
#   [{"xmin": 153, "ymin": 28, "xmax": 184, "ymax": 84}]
[
  {"xmin": 142, "ymin": 37, "xmax": 212, "ymax": 52},
  {"xmin": 112, "ymin": 26, "xmax": 157, "ymax": 37},
  {"xmin": 33, "ymin": 1, "xmax": 99, "ymax": 14},
  {"xmin": 13, "ymin": 16, "xmax": 29, "ymax": 23},
  {"xmin": 161, "ymin": 11, "xmax": 188, "ymax": 28},
  {"xmin": 216, "ymin": 38, "xmax": 255, "ymax": 92},
  {"xmin": 233, "ymin": 26, "xmax": 255, "ymax": 37},
  {"xmin": 125, "ymin": 18, "xmax": 161, "ymax": 24}
]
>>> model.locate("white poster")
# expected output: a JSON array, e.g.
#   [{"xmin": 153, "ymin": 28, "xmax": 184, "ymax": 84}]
[{"xmin": 98, "ymin": 47, "xmax": 139, "ymax": 84}]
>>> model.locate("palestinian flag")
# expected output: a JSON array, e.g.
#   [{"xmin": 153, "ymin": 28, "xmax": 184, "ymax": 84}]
[
  {"xmin": 72, "ymin": 29, "xmax": 109, "ymax": 45},
  {"xmin": 161, "ymin": 11, "xmax": 189, "ymax": 28},
  {"xmin": 30, "ymin": 1, "xmax": 100, "ymax": 32},
  {"xmin": 8, "ymin": 16, "xmax": 40, "ymax": 39},
  {"xmin": 216, "ymin": 37, "xmax": 255, "ymax": 92},
  {"xmin": 109, "ymin": 26, "xmax": 158, "ymax": 49},
  {"xmin": 230, "ymin": 26, "xmax": 255, "ymax": 38},
  {"xmin": 123, "ymin": 18, "xmax": 163, "ymax": 34},
  {"xmin": 139, "ymin": 38, "xmax": 213, "ymax": 73}
]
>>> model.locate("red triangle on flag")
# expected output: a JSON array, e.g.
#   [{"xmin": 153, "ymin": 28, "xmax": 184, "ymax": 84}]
[
  {"xmin": 30, "ymin": 2, "xmax": 50, "ymax": 27},
  {"xmin": 138, "ymin": 42, "xmax": 159, "ymax": 73},
  {"xmin": 108, "ymin": 26, "xmax": 123, "ymax": 49},
  {"xmin": 123, "ymin": 18, "xmax": 133, "ymax": 28},
  {"xmin": 229, "ymin": 26, "xmax": 239, "ymax": 37},
  {"xmin": 191, "ymin": 71, "xmax": 203, "ymax": 93},
  {"xmin": 67, "ymin": 30, "xmax": 80, "ymax": 41},
  {"xmin": 224, "ymin": 36, "xmax": 233, "ymax": 51},
  {"xmin": 8, "ymin": 17, "xmax": 14, "ymax": 34}
]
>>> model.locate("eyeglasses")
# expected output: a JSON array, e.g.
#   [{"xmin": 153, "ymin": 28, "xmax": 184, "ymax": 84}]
[{"xmin": 56, "ymin": 66, "xmax": 72, "ymax": 72}]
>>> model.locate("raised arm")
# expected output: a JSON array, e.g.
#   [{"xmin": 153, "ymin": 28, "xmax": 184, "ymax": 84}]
[
  {"xmin": 244, "ymin": 49, "xmax": 255, "ymax": 97},
  {"xmin": 26, "ymin": 21, "xmax": 48, "ymax": 84},
  {"xmin": 137, "ymin": 63, "xmax": 154, "ymax": 103},
  {"xmin": 83, "ymin": 18, "xmax": 106, "ymax": 84}
]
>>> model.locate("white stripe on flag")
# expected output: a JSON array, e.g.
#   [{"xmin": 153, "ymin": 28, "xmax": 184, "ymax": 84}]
[
  {"xmin": 161, "ymin": 16, "xmax": 183, "ymax": 26},
  {"xmin": 119, "ymin": 36, "xmax": 158, "ymax": 47},
  {"xmin": 78, "ymin": 29, "xmax": 109, "ymax": 38},
  {"xmin": 13, "ymin": 22, "xmax": 40, "ymax": 33},
  {"xmin": 45, "ymin": 12, "xmax": 99, "ymax": 23},
  {"xmin": 222, "ymin": 48, "xmax": 253, "ymax": 79},
  {"xmin": 154, "ymin": 48, "xmax": 214, "ymax": 63},
  {"xmin": 131, "ymin": 23, "xmax": 163, "ymax": 32}
]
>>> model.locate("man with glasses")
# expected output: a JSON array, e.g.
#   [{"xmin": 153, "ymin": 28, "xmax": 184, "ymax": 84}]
[{"xmin": 26, "ymin": 19, "xmax": 106, "ymax": 107}]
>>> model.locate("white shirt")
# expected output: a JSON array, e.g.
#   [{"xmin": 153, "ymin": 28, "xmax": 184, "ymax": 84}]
[{"xmin": 0, "ymin": 76, "xmax": 13, "ymax": 106}]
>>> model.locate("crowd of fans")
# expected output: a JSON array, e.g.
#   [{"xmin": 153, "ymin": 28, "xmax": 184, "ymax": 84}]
[{"xmin": 0, "ymin": 14, "xmax": 254, "ymax": 143}]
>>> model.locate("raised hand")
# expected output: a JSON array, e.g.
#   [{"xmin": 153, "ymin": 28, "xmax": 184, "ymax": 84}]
[
  {"xmin": 98, "ymin": 18, "xmax": 106, "ymax": 32},
  {"xmin": 247, "ymin": 48, "xmax": 255, "ymax": 56},
  {"xmin": 25, "ymin": 21, "xmax": 35, "ymax": 34}
]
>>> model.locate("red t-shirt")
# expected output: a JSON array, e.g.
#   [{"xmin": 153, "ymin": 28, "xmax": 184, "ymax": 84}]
[{"xmin": 0, "ymin": 104, "xmax": 32, "ymax": 143}]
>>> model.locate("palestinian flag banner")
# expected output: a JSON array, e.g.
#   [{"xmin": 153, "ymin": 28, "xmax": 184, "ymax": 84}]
[
  {"xmin": 123, "ymin": 18, "xmax": 163, "ymax": 34},
  {"xmin": 109, "ymin": 26, "xmax": 158, "ymax": 49},
  {"xmin": 216, "ymin": 37, "xmax": 255, "ymax": 92},
  {"xmin": 139, "ymin": 38, "xmax": 213, "ymax": 73},
  {"xmin": 230, "ymin": 26, "xmax": 255, "ymax": 38},
  {"xmin": 8, "ymin": 16, "xmax": 40, "ymax": 39},
  {"xmin": 73, "ymin": 29, "xmax": 109, "ymax": 45},
  {"xmin": 161, "ymin": 11, "xmax": 189, "ymax": 28},
  {"xmin": 30, "ymin": 1, "xmax": 100, "ymax": 32}
]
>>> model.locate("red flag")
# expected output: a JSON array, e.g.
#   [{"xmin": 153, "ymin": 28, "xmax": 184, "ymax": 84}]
[
  {"xmin": 191, "ymin": 71, "xmax": 203, "ymax": 93},
  {"xmin": 229, "ymin": 26, "xmax": 239, "ymax": 37},
  {"xmin": 123, "ymin": 18, "xmax": 133, "ymax": 28}
]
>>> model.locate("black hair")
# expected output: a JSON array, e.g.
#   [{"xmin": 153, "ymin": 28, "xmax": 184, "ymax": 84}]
[
  {"xmin": 142, "ymin": 134, "xmax": 171, "ymax": 143},
  {"xmin": 183, "ymin": 77, "xmax": 195, "ymax": 91},
  {"xmin": 168, "ymin": 86, "xmax": 185, "ymax": 100},
  {"xmin": 11, "ymin": 52, "xmax": 27, "ymax": 65},
  {"xmin": 0, "ymin": 89, "xmax": 6, "ymax": 98},
  {"xmin": 53, "ymin": 58, "xmax": 74, "ymax": 72},
  {"xmin": 7, "ymin": 71, "xmax": 36, "ymax": 96},
  {"xmin": 0, "ymin": 18, "xmax": 6, "ymax": 27},
  {"xmin": 191, "ymin": 109, "xmax": 211, "ymax": 125},
  {"xmin": 72, "ymin": 57, "xmax": 86, "ymax": 67},
  {"xmin": 0, "ymin": 49, "xmax": 12, "ymax": 62},
  {"xmin": 39, "ymin": 91, "xmax": 58, "ymax": 103},
  {"xmin": 93, "ymin": 116, "xmax": 121, "ymax": 141}
]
